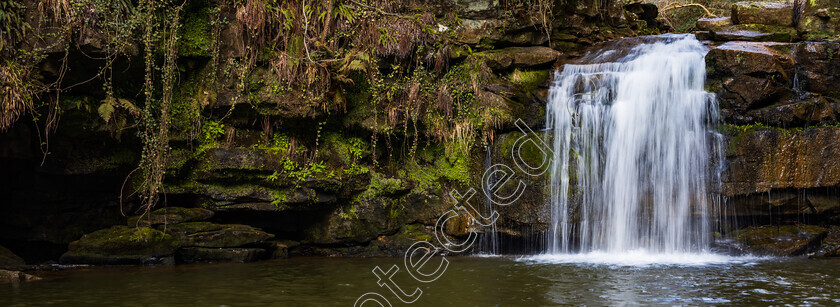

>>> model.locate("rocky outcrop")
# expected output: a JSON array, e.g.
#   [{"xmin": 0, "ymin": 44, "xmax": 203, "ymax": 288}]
[
  {"xmin": 726, "ymin": 225, "xmax": 828, "ymax": 256},
  {"xmin": 722, "ymin": 127, "xmax": 840, "ymax": 197},
  {"xmin": 60, "ymin": 226, "xmax": 181, "ymax": 265},
  {"xmin": 162, "ymin": 222, "xmax": 273, "ymax": 248},
  {"xmin": 707, "ymin": 29, "xmax": 840, "ymax": 244},
  {"xmin": 476, "ymin": 47, "xmax": 562, "ymax": 70},
  {"xmin": 707, "ymin": 41, "xmax": 840, "ymax": 126},
  {"xmin": 127, "ymin": 207, "xmax": 214, "ymax": 227}
]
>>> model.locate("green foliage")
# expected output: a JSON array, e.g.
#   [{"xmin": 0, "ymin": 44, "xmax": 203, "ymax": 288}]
[
  {"xmin": 178, "ymin": 7, "xmax": 213, "ymax": 57},
  {"xmin": 200, "ymin": 120, "xmax": 225, "ymax": 146},
  {"xmin": 355, "ymin": 172, "xmax": 404, "ymax": 203},
  {"xmin": 338, "ymin": 206, "xmax": 359, "ymax": 220},
  {"xmin": 0, "ymin": 0, "xmax": 27, "ymax": 53}
]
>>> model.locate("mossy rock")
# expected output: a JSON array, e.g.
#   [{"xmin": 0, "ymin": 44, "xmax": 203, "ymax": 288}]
[
  {"xmin": 474, "ymin": 47, "xmax": 561, "ymax": 71},
  {"xmin": 731, "ymin": 1, "xmax": 793, "ymax": 26},
  {"xmin": 160, "ymin": 222, "xmax": 273, "ymax": 248},
  {"xmin": 0, "ymin": 245, "xmax": 25, "ymax": 267},
  {"xmin": 127, "ymin": 207, "xmax": 214, "ymax": 227},
  {"xmin": 60, "ymin": 226, "xmax": 181, "ymax": 265},
  {"xmin": 731, "ymin": 225, "xmax": 828, "ymax": 256},
  {"xmin": 177, "ymin": 247, "xmax": 266, "ymax": 263}
]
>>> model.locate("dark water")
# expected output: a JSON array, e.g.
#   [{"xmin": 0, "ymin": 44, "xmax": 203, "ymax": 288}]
[{"xmin": 3, "ymin": 256, "xmax": 840, "ymax": 306}]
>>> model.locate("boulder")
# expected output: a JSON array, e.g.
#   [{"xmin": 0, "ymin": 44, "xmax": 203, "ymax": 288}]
[
  {"xmin": 730, "ymin": 225, "xmax": 828, "ymax": 256},
  {"xmin": 160, "ymin": 222, "xmax": 273, "ymax": 248},
  {"xmin": 127, "ymin": 207, "xmax": 214, "ymax": 227},
  {"xmin": 0, "ymin": 270, "xmax": 41, "ymax": 284},
  {"xmin": 177, "ymin": 247, "xmax": 266, "ymax": 263},
  {"xmin": 476, "ymin": 47, "xmax": 561, "ymax": 70},
  {"xmin": 696, "ymin": 17, "xmax": 733, "ymax": 31},
  {"xmin": 731, "ymin": 1, "xmax": 794, "ymax": 26},
  {"xmin": 60, "ymin": 226, "xmax": 181, "ymax": 265},
  {"xmin": 0, "ymin": 245, "xmax": 25, "ymax": 267}
]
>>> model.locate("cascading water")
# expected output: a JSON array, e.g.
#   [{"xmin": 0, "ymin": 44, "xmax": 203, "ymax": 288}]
[{"xmin": 544, "ymin": 34, "xmax": 722, "ymax": 256}]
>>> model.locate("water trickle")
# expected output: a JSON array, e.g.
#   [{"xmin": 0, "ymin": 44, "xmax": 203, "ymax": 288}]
[
  {"xmin": 477, "ymin": 145, "xmax": 500, "ymax": 255},
  {"xmin": 545, "ymin": 34, "xmax": 723, "ymax": 255}
]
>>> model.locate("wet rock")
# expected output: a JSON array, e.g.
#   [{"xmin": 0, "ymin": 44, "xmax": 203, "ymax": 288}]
[
  {"xmin": 160, "ymin": 222, "xmax": 273, "ymax": 248},
  {"xmin": 490, "ymin": 132, "xmax": 551, "ymax": 234},
  {"xmin": 696, "ymin": 17, "xmax": 733, "ymax": 31},
  {"xmin": 60, "ymin": 226, "xmax": 181, "ymax": 265},
  {"xmin": 723, "ymin": 127, "xmax": 840, "ymax": 196},
  {"xmin": 706, "ymin": 41, "xmax": 795, "ymax": 112},
  {"xmin": 0, "ymin": 270, "xmax": 41, "ymax": 284},
  {"xmin": 814, "ymin": 227, "xmax": 840, "ymax": 257},
  {"xmin": 178, "ymin": 247, "xmax": 266, "ymax": 263},
  {"xmin": 743, "ymin": 96, "xmax": 839, "ymax": 126},
  {"xmin": 0, "ymin": 245, "xmax": 25, "ymax": 267},
  {"xmin": 730, "ymin": 225, "xmax": 828, "ymax": 256},
  {"xmin": 476, "ymin": 47, "xmax": 561, "ymax": 70},
  {"xmin": 306, "ymin": 224, "xmax": 436, "ymax": 257},
  {"xmin": 710, "ymin": 24, "xmax": 797, "ymax": 42},
  {"xmin": 127, "ymin": 207, "xmax": 214, "ymax": 227},
  {"xmin": 264, "ymin": 240, "xmax": 299, "ymax": 259},
  {"xmin": 731, "ymin": 1, "xmax": 793, "ymax": 26},
  {"xmin": 791, "ymin": 42, "xmax": 840, "ymax": 97}
]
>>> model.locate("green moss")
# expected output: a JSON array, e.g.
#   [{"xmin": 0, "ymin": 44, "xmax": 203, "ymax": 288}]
[
  {"xmin": 721, "ymin": 123, "xmax": 804, "ymax": 155},
  {"xmin": 355, "ymin": 172, "xmax": 405, "ymax": 203},
  {"xmin": 67, "ymin": 226, "xmax": 181, "ymax": 256},
  {"xmin": 178, "ymin": 8, "xmax": 213, "ymax": 57},
  {"xmin": 508, "ymin": 69, "xmax": 549, "ymax": 94}
]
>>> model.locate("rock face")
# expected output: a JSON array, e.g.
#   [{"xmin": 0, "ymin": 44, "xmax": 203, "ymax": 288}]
[
  {"xmin": 731, "ymin": 2, "xmax": 794, "ymax": 26},
  {"xmin": 723, "ymin": 127, "xmax": 840, "ymax": 196},
  {"xmin": 161, "ymin": 222, "xmax": 273, "ymax": 248},
  {"xmin": 128, "ymin": 207, "xmax": 214, "ymax": 227},
  {"xmin": 476, "ymin": 47, "xmax": 562, "ymax": 70},
  {"xmin": 707, "ymin": 34, "xmax": 840, "ymax": 246},
  {"xmin": 797, "ymin": 0, "xmax": 840, "ymax": 40},
  {"xmin": 728, "ymin": 225, "xmax": 828, "ymax": 256},
  {"xmin": 60, "ymin": 226, "xmax": 181, "ymax": 265}
]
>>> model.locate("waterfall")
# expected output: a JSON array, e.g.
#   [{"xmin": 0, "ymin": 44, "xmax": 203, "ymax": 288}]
[{"xmin": 545, "ymin": 34, "xmax": 722, "ymax": 255}]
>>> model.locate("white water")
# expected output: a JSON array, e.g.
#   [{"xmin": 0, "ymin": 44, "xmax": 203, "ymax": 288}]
[{"xmin": 545, "ymin": 34, "xmax": 723, "ymax": 256}]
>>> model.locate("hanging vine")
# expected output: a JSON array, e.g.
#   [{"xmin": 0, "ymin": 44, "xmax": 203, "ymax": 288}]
[{"xmin": 136, "ymin": 0, "xmax": 182, "ymax": 216}]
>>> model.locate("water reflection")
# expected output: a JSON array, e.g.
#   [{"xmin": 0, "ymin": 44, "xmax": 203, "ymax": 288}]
[{"xmin": 2, "ymin": 257, "xmax": 839, "ymax": 306}]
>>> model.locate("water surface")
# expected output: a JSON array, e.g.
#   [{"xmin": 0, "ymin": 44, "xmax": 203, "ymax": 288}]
[{"xmin": 4, "ymin": 256, "xmax": 840, "ymax": 306}]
